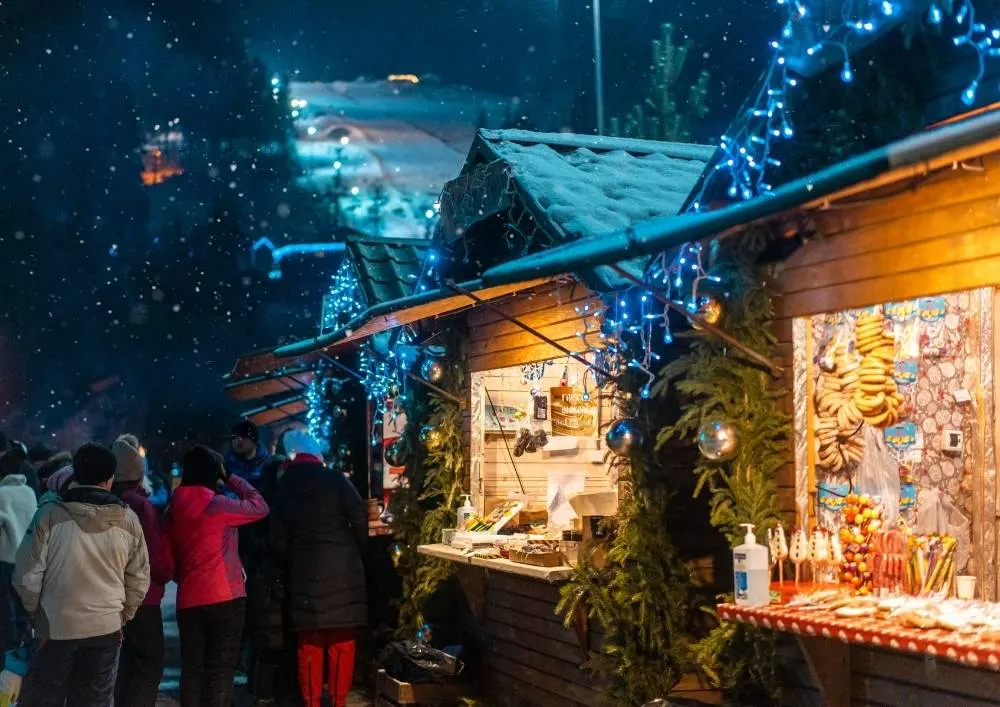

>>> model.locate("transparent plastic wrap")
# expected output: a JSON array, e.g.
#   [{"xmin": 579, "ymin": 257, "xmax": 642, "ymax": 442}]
[
  {"xmin": 916, "ymin": 487, "xmax": 971, "ymax": 573},
  {"xmin": 855, "ymin": 425, "xmax": 900, "ymax": 527}
]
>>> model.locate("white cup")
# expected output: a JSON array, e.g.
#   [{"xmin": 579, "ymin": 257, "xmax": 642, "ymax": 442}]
[{"xmin": 956, "ymin": 575, "xmax": 976, "ymax": 600}]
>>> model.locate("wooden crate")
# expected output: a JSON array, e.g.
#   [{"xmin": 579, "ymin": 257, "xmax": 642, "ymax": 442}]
[{"xmin": 376, "ymin": 669, "xmax": 464, "ymax": 706}]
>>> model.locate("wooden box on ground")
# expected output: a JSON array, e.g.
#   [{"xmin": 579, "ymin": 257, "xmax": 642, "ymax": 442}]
[{"xmin": 375, "ymin": 669, "xmax": 464, "ymax": 706}]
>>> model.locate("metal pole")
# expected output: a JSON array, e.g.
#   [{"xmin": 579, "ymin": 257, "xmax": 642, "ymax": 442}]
[{"xmin": 593, "ymin": 0, "xmax": 605, "ymax": 135}]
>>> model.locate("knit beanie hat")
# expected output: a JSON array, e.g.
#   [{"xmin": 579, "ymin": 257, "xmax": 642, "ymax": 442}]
[
  {"xmin": 73, "ymin": 443, "xmax": 117, "ymax": 486},
  {"xmin": 182, "ymin": 445, "xmax": 224, "ymax": 489},
  {"xmin": 112, "ymin": 434, "xmax": 145, "ymax": 483},
  {"xmin": 282, "ymin": 428, "xmax": 322, "ymax": 460},
  {"xmin": 232, "ymin": 419, "xmax": 260, "ymax": 444}
]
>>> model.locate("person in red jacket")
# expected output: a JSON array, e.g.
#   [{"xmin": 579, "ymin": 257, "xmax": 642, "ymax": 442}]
[
  {"xmin": 164, "ymin": 445, "xmax": 268, "ymax": 707},
  {"xmin": 111, "ymin": 434, "xmax": 174, "ymax": 707}
]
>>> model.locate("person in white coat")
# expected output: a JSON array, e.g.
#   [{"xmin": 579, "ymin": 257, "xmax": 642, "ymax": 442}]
[{"xmin": 0, "ymin": 460, "xmax": 39, "ymax": 665}]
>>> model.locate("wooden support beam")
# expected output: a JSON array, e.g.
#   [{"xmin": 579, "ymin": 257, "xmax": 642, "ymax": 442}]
[{"xmin": 797, "ymin": 636, "xmax": 850, "ymax": 707}]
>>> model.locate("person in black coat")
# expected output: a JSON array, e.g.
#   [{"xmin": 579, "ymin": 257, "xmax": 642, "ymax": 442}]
[{"xmin": 270, "ymin": 430, "xmax": 367, "ymax": 707}]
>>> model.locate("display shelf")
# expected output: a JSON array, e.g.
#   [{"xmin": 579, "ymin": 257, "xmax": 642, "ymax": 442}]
[
  {"xmin": 718, "ymin": 602, "xmax": 1000, "ymax": 670},
  {"xmin": 417, "ymin": 543, "xmax": 574, "ymax": 583}
]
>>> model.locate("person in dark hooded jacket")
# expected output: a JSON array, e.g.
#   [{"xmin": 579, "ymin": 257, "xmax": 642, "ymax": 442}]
[{"xmin": 270, "ymin": 430, "xmax": 366, "ymax": 707}]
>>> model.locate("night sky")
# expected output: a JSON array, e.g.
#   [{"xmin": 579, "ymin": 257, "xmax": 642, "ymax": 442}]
[{"xmin": 0, "ymin": 0, "xmax": 776, "ymax": 459}]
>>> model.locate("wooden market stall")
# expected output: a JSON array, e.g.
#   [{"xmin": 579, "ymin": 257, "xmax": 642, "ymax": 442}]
[
  {"xmin": 409, "ymin": 130, "xmax": 719, "ymax": 706},
  {"xmin": 472, "ymin": 108, "xmax": 1000, "ymax": 706}
]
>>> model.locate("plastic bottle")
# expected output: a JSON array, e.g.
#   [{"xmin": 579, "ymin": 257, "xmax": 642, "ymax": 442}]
[
  {"xmin": 733, "ymin": 523, "xmax": 769, "ymax": 607},
  {"xmin": 457, "ymin": 494, "xmax": 476, "ymax": 529}
]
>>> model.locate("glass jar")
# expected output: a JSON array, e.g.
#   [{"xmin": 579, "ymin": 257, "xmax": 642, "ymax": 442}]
[{"xmin": 561, "ymin": 530, "xmax": 583, "ymax": 566}]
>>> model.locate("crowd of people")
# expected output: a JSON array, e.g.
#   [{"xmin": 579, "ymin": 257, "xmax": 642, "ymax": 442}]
[{"xmin": 0, "ymin": 420, "xmax": 369, "ymax": 707}]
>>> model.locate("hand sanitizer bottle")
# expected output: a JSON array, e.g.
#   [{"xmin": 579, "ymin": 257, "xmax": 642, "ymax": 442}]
[
  {"xmin": 457, "ymin": 494, "xmax": 476, "ymax": 529},
  {"xmin": 734, "ymin": 523, "xmax": 769, "ymax": 607}
]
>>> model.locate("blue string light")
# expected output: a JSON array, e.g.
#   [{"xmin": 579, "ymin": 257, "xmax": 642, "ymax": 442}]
[
  {"xmin": 305, "ymin": 377, "xmax": 333, "ymax": 453},
  {"xmin": 320, "ymin": 259, "xmax": 367, "ymax": 333},
  {"xmin": 687, "ymin": 0, "xmax": 998, "ymax": 211}
]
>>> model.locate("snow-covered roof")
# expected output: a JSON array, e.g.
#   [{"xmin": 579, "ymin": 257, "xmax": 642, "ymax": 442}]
[
  {"xmin": 477, "ymin": 130, "xmax": 715, "ymax": 240},
  {"xmin": 438, "ymin": 129, "xmax": 715, "ymax": 291}
]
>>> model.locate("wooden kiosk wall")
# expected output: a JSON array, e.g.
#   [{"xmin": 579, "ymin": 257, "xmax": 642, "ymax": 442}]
[
  {"xmin": 458, "ymin": 280, "xmax": 606, "ymax": 707},
  {"xmin": 769, "ymin": 149, "xmax": 1000, "ymax": 706}
]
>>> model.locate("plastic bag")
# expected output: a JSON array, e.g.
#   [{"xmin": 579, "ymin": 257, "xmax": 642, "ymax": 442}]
[
  {"xmin": 916, "ymin": 487, "xmax": 971, "ymax": 572},
  {"xmin": 855, "ymin": 425, "xmax": 900, "ymax": 526},
  {"xmin": 376, "ymin": 641, "xmax": 464, "ymax": 684}
]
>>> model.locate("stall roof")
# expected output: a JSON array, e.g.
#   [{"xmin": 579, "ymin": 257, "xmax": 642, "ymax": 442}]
[
  {"xmin": 439, "ymin": 130, "xmax": 715, "ymax": 290},
  {"xmin": 480, "ymin": 108, "xmax": 1000, "ymax": 287},
  {"xmin": 273, "ymin": 276, "xmax": 552, "ymax": 358},
  {"xmin": 346, "ymin": 236, "xmax": 429, "ymax": 306}
]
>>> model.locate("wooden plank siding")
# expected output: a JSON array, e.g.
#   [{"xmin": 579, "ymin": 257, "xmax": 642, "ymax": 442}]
[
  {"xmin": 770, "ymin": 146, "xmax": 1000, "ymax": 524},
  {"xmin": 465, "ymin": 281, "xmax": 601, "ymax": 373},
  {"xmin": 480, "ymin": 571, "xmax": 603, "ymax": 707}
]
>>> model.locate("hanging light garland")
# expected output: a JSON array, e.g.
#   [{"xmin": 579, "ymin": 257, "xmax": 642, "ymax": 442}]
[
  {"xmin": 573, "ymin": 243, "xmax": 726, "ymax": 398},
  {"xmin": 320, "ymin": 259, "xmax": 367, "ymax": 333},
  {"xmin": 305, "ymin": 376, "xmax": 333, "ymax": 453},
  {"xmin": 688, "ymin": 0, "xmax": 997, "ymax": 210}
]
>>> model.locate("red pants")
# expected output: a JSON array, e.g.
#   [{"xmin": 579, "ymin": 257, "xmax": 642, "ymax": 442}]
[{"xmin": 297, "ymin": 628, "xmax": 357, "ymax": 707}]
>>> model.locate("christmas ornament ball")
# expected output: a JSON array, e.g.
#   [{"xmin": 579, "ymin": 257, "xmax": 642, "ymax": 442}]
[
  {"xmin": 697, "ymin": 295, "xmax": 724, "ymax": 326},
  {"xmin": 697, "ymin": 419, "xmax": 739, "ymax": 461},
  {"xmin": 420, "ymin": 357, "xmax": 445, "ymax": 384},
  {"xmin": 385, "ymin": 439, "xmax": 408, "ymax": 468},
  {"xmin": 419, "ymin": 424, "xmax": 442, "ymax": 448},
  {"xmin": 605, "ymin": 418, "xmax": 645, "ymax": 458}
]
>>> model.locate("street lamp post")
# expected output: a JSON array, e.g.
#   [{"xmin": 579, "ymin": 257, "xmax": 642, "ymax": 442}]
[{"xmin": 593, "ymin": 0, "xmax": 605, "ymax": 134}]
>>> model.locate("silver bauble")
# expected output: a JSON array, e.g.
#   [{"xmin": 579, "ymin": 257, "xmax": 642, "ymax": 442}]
[
  {"xmin": 697, "ymin": 419, "xmax": 739, "ymax": 461},
  {"xmin": 605, "ymin": 418, "xmax": 645, "ymax": 458},
  {"xmin": 420, "ymin": 358, "xmax": 445, "ymax": 384},
  {"xmin": 385, "ymin": 439, "xmax": 408, "ymax": 468}
]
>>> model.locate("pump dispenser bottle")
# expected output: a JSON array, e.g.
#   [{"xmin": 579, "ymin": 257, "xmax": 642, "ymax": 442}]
[
  {"xmin": 734, "ymin": 523, "xmax": 769, "ymax": 607},
  {"xmin": 457, "ymin": 494, "xmax": 477, "ymax": 528}
]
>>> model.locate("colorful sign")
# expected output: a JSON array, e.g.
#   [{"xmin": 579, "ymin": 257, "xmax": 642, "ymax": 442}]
[
  {"xmin": 918, "ymin": 296, "xmax": 947, "ymax": 322},
  {"xmin": 818, "ymin": 482, "xmax": 850, "ymax": 513},
  {"xmin": 885, "ymin": 300, "xmax": 917, "ymax": 322},
  {"xmin": 884, "ymin": 421, "xmax": 918, "ymax": 450},
  {"xmin": 893, "ymin": 359, "xmax": 918, "ymax": 385}
]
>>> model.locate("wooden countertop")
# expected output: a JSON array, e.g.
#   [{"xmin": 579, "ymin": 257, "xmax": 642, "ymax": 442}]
[{"xmin": 417, "ymin": 543, "xmax": 574, "ymax": 583}]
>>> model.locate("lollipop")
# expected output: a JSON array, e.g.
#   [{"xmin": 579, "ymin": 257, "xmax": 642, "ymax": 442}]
[
  {"xmin": 790, "ymin": 528, "xmax": 809, "ymax": 586},
  {"xmin": 767, "ymin": 525, "xmax": 789, "ymax": 585},
  {"xmin": 811, "ymin": 529, "xmax": 831, "ymax": 584}
]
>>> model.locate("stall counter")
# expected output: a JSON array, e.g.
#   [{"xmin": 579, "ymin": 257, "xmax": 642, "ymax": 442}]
[
  {"xmin": 719, "ymin": 602, "xmax": 1000, "ymax": 707},
  {"xmin": 417, "ymin": 543, "xmax": 575, "ymax": 583}
]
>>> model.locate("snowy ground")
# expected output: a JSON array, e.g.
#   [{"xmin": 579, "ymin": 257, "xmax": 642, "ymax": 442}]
[
  {"xmin": 288, "ymin": 78, "xmax": 511, "ymax": 240},
  {"xmin": 155, "ymin": 583, "xmax": 372, "ymax": 706}
]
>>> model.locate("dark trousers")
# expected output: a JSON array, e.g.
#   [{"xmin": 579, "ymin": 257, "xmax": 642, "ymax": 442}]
[
  {"xmin": 18, "ymin": 630, "xmax": 121, "ymax": 707},
  {"xmin": 178, "ymin": 598, "xmax": 246, "ymax": 707},
  {"xmin": 115, "ymin": 605, "xmax": 165, "ymax": 707}
]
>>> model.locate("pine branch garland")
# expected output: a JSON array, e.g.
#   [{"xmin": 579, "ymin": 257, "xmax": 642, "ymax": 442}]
[
  {"xmin": 653, "ymin": 233, "xmax": 788, "ymax": 699},
  {"xmin": 390, "ymin": 333, "xmax": 467, "ymax": 637}
]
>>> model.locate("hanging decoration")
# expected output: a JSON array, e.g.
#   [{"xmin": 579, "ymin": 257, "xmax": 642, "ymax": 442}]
[
  {"xmin": 697, "ymin": 419, "xmax": 740, "ymax": 461},
  {"xmin": 520, "ymin": 361, "xmax": 548, "ymax": 384},
  {"xmin": 385, "ymin": 438, "xmax": 409, "ymax": 468},
  {"xmin": 359, "ymin": 344, "xmax": 402, "ymax": 417},
  {"xmin": 687, "ymin": 0, "xmax": 997, "ymax": 210},
  {"xmin": 419, "ymin": 357, "xmax": 445, "ymax": 384},
  {"xmin": 695, "ymin": 295, "xmax": 724, "ymax": 326},
  {"xmin": 320, "ymin": 259, "xmax": 367, "ymax": 333},
  {"xmin": 305, "ymin": 376, "xmax": 333, "ymax": 453},
  {"xmin": 605, "ymin": 418, "xmax": 646, "ymax": 458},
  {"xmin": 419, "ymin": 424, "xmax": 442, "ymax": 449}
]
